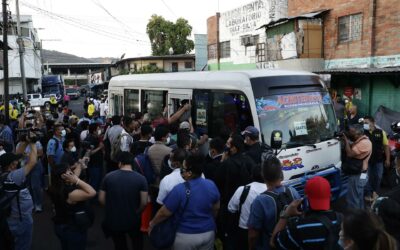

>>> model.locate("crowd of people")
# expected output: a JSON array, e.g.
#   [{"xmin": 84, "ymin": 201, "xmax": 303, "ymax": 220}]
[{"xmin": 0, "ymin": 94, "xmax": 399, "ymax": 250}]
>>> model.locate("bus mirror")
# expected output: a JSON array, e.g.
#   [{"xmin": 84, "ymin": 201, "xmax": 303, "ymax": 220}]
[{"xmin": 270, "ymin": 130, "xmax": 283, "ymax": 150}]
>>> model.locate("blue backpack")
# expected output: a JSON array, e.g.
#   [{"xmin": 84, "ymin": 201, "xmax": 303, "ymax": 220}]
[{"xmin": 134, "ymin": 148, "xmax": 156, "ymax": 185}]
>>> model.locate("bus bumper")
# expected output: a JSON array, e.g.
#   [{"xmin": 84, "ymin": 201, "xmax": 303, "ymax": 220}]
[{"xmin": 283, "ymin": 163, "xmax": 346, "ymax": 201}]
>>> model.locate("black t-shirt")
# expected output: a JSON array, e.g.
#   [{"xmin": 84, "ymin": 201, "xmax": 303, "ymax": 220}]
[
  {"xmin": 50, "ymin": 185, "xmax": 85, "ymax": 225},
  {"xmin": 101, "ymin": 169, "xmax": 148, "ymax": 231},
  {"xmin": 84, "ymin": 134, "xmax": 103, "ymax": 168},
  {"xmin": 131, "ymin": 140, "xmax": 152, "ymax": 157}
]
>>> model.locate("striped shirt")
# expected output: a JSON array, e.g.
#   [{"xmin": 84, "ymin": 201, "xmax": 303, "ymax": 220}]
[{"xmin": 274, "ymin": 210, "xmax": 341, "ymax": 250}]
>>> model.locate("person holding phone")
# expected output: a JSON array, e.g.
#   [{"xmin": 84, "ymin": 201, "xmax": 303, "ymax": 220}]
[{"xmin": 270, "ymin": 176, "xmax": 343, "ymax": 250}]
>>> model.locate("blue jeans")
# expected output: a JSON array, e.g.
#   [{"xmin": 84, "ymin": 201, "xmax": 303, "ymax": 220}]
[
  {"xmin": 365, "ymin": 162, "xmax": 384, "ymax": 196},
  {"xmin": 54, "ymin": 224, "xmax": 87, "ymax": 250},
  {"xmin": 7, "ymin": 215, "xmax": 33, "ymax": 250},
  {"xmin": 29, "ymin": 163, "xmax": 44, "ymax": 211},
  {"xmin": 346, "ymin": 174, "xmax": 368, "ymax": 209},
  {"xmin": 88, "ymin": 167, "xmax": 102, "ymax": 191}
]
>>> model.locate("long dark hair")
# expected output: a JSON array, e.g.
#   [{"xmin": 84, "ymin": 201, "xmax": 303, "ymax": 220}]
[
  {"xmin": 48, "ymin": 163, "xmax": 70, "ymax": 200},
  {"xmin": 343, "ymin": 210, "xmax": 397, "ymax": 250}
]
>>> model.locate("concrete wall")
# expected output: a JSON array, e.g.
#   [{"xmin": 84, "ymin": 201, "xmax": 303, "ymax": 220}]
[{"xmin": 207, "ymin": 0, "xmax": 288, "ymax": 70}]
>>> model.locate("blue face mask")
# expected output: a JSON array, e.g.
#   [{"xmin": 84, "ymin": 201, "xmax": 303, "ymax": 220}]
[{"xmin": 338, "ymin": 238, "xmax": 346, "ymax": 249}]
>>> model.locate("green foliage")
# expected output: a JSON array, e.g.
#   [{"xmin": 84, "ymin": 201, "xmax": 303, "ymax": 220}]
[
  {"xmin": 146, "ymin": 15, "xmax": 194, "ymax": 56},
  {"xmin": 133, "ymin": 64, "xmax": 164, "ymax": 74}
]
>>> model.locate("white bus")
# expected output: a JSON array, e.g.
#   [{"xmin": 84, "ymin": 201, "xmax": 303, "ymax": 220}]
[{"xmin": 108, "ymin": 69, "xmax": 344, "ymax": 198}]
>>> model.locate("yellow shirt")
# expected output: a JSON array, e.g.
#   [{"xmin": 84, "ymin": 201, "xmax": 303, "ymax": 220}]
[
  {"xmin": 0, "ymin": 103, "xmax": 13, "ymax": 111},
  {"xmin": 10, "ymin": 109, "xmax": 18, "ymax": 120},
  {"xmin": 50, "ymin": 97, "xmax": 57, "ymax": 105},
  {"xmin": 88, "ymin": 104, "xmax": 95, "ymax": 116}
]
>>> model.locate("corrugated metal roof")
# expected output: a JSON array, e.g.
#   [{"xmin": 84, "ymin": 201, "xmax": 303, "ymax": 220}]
[
  {"xmin": 314, "ymin": 67, "xmax": 400, "ymax": 74},
  {"xmin": 258, "ymin": 9, "xmax": 330, "ymax": 30}
]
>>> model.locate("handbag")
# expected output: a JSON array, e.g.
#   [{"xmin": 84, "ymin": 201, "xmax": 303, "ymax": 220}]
[{"xmin": 149, "ymin": 182, "xmax": 191, "ymax": 249}]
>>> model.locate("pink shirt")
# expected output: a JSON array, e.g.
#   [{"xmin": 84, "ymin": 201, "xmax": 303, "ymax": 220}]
[
  {"xmin": 351, "ymin": 135, "xmax": 372, "ymax": 171},
  {"xmin": 64, "ymin": 95, "xmax": 70, "ymax": 101}
]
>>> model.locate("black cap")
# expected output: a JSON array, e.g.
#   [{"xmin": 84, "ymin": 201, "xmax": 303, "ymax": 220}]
[{"xmin": 0, "ymin": 153, "xmax": 22, "ymax": 169}]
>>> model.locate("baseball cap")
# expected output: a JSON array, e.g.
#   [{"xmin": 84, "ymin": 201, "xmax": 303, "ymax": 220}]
[
  {"xmin": 179, "ymin": 121, "xmax": 190, "ymax": 130},
  {"xmin": 304, "ymin": 176, "xmax": 331, "ymax": 210},
  {"xmin": 241, "ymin": 126, "xmax": 259, "ymax": 137},
  {"xmin": 0, "ymin": 153, "xmax": 22, "ymax": 168}
]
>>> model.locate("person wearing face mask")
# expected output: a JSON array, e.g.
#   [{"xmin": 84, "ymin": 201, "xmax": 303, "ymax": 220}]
[
  {"xmin": 203, "ymin": 137, "xmax": 224, "ymax": 183},
  {"xmin": 218, "ymin": 134, "xmax": 256, "ymax": 250},
  {"xmin": 363, "ymin": 116, "xmax": 391, "ymax": 203},
  {"xmin": 242, "ymin": 126, "xmax": 262, "ymax": 165},
  {"xmin": 156, "ymin": 148, "xmax": 187, "ymax": 205},
  {"xmin": 342, "ymin": 124, "xmax": 372, "ymax": 209},
  {"xmin": 83, "ymin": 123, "xmax": 104, "ymax": 192},
  {"xmin": 46, "ymin": 124, "xmax": 66, "ymax": 185},
  {"xmin": 339, "ymin": 209, "xmax": 397, "ymax": 250},
  {"xmin": 149, "ymin": 153, "xmax": 220, "ymax": 250},
  {"xmin": 0, "ymin": 141, "xmax": 37, "ymax": 250}
]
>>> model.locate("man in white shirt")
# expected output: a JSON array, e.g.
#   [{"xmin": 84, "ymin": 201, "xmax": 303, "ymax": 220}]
[
  {"xmin": 228, "ymin": 166, "xmax": 266, "ymax": 250},
  {"xmin": 156, "ymin": 148, "xmax": 187, "ymax": 205},
  {"xmin": 99, "ymin": 99, "xmax": 107, "ymax": 123}
]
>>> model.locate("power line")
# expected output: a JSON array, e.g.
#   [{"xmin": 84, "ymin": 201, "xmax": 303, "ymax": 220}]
[
  {"xmin": 160, "ymin": 0, "xmax": 177, "ymax": 19},
  {"xmin": 20, "ymin": 1, "xmax": 151, "ymax": 45}
]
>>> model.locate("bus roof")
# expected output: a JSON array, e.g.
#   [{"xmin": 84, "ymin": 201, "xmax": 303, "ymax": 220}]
[{"xmin": 108, "ymin": 69, "xmax": 317, "ymax": 90}]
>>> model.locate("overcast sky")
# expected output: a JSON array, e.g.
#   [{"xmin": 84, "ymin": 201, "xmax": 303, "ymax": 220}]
[{"xmin": 11, "ymin": 0, "xmax": 245, "ymax": 58}]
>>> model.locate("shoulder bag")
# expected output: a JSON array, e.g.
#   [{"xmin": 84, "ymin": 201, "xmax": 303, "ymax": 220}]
[{"xmin": 149, "ymin": 181, "xmax": 191, "ymax": 249}]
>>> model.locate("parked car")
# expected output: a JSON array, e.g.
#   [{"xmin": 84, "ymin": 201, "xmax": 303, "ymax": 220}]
[{"xmin": 66, "ymin": 88, "xmax": 80, "ymax": 100}]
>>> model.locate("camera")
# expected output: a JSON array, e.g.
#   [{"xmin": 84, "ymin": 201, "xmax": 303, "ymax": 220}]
[{"xmin": 16, "ymin": 128, "xmax": 43, "ymax": 143}]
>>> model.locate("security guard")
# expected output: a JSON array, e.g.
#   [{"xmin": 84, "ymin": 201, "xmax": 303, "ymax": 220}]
[
  {"xmin": 363, "ymin": 115, "xmax": 390, "ymax": 202},
  {"xmin": 50, "ymin": 95, "xmax": 58, "ymax": 112}
]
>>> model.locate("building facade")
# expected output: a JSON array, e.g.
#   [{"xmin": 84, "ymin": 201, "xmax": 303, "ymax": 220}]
[
  {"xmin": 0, "ymin": 15, "xmax": 42, "ymax": 97},
  {"xmin": 287, "ymin": 0, "xmax": 400, "ymax": 115},
  {"xmin": 207, "ymin": 0, "xmax": 288, "ymax": 71},
  {"xmin": 115, "ymin": 54, "xmax": 196, "ymax": 74}
]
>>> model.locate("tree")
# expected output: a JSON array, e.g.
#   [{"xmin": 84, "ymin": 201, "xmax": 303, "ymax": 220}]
[{"xmin": 146, "ymin": 15, "xmax": 194, "ymax": 56}]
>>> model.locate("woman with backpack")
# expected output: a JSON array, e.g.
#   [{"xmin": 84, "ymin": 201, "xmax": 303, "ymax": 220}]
[{"xmin": 49, "ymin": 163, "xmax": 96, "ymax": 250}]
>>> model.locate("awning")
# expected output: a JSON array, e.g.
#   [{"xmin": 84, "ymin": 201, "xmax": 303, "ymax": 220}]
[
  {"xmin": 314, "ymin": 67, "xmax": 400, "ymax": 75},
  {"xmin": 258, "ymin": 9, "xmax": 330, "ymax": 30}
]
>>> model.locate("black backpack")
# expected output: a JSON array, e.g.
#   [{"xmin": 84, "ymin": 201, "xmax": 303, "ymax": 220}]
[{"xmin": 263, "ymin": 187, "xmax": 294, "ymax": 223}]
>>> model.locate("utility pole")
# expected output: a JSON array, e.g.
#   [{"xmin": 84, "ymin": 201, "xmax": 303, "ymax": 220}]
[
  {"xmin": 3, "ymin": 0, "xmax": 9, "ymax": 123},
  {"xmin": 16, "ymin": 0, "xmax": 27, "ymax": 100}
]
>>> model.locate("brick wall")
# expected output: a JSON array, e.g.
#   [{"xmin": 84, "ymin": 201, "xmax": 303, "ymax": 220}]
[
  {"xmin": 207, "ymin": 15, "xmax": 218, "ymax": 45},
  {"xmin": 288, "ymin": 0, "xmax": 400, "ymax": 60}
]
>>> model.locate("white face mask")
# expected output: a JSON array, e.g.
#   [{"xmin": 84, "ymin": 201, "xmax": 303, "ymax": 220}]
[
  {"xmin": 70, "ymin": 146, "xmax": 77, "ymax": 152},
  {"xmin": 363, "ymin": 124, "xmax": 370, "ymax": 131},
  {"xmin": 168, "ymin": 159, "xmax": 173, "ymax": 169},
  {"xmin": 208, "ymin": 150, "xmax": 213, "ymax": 158},
  {"xmin": 166, "ymin": 137, "xmax": 171, "ymax": 145},
  {"xmin": 61, "ymin": 129, "xmax": 66, "ymax": 137},
  {"xmin": 97, "ymin": 130, "xmax": 102, "ymax": 136}
]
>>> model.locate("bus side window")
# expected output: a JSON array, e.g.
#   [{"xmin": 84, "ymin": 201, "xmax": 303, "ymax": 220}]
[
  {"xmin": 124, "ymin": 89, "xmax": 139, "ymax": 116},
  {"xmin": 141, "ymin": 90, "xmax": 167, "ymax": 121},
  {"xmin": 210, "ymin": 91, "xmax": 253, "ymax": 138}
]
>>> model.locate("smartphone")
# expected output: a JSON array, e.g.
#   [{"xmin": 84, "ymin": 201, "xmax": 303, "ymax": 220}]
[{"xmin": 300, "ymin": 196, "xmax": 309, "ymax": 212}]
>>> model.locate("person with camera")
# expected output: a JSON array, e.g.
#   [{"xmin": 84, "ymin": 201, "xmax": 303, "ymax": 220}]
[
  {"xmin": 270, "ymin": 176, "xmax": 342, "ymax": 250},
  {"xmin": 16, "ymin": 127, "xmax": 45, "ymax": 213},
  {"xmin": 342, "ymin": 124, "xmax": 372, "ymax": 209},
  {"xmin": 1, "ymin": 137, "xmax": 37, "ymax": 250},
  {"xmin": 48, "ymin": 163, "xmax": 96, "ymax": 250}
]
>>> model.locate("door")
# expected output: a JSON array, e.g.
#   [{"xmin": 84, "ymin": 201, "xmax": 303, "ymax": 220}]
[
  {"xmin": 172, "ymin": 62, "xmax": 178, "ymax": 72},
  {"xmin": 167, "ymin": 89, "xmax": 192, "ymax": 119}
]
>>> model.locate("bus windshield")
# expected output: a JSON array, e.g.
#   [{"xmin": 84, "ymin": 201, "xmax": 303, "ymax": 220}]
[{"xmin": 256, "ymin": 92, "xmax": 337, "ymax": 147}]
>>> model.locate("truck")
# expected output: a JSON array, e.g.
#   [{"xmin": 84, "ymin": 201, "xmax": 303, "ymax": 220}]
[
  {"xmin": 27, "ymin": 93, "xmax": 56, "ymax": 108},
  {"xmin": 65, "ymin": 86, "xmax": 80, "ymax": 100},
  {"xmin": 41, "ymin": 75, "xmax": 64, "ymax": 101}
]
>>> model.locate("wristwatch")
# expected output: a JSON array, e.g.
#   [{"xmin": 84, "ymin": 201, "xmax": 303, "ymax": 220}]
[{"xmin": 279, "ymin": 205, "xmax": 289, "ymax": 219}]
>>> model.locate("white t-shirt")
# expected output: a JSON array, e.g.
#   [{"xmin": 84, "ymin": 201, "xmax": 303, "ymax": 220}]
[
  {"xmin": 228, "ymin": 182, "xmax": 267, "ymax": 229},
  {"xmin": 80, "ymin": 130, "xmax": 89, "ymax": 141},
  {"xmin": 157, "ymin": 168, "xmax": 184, "ymax": 205},
  {"xmin": 99, "ymin": 103, "xmax": 107, "ymax": 116}
]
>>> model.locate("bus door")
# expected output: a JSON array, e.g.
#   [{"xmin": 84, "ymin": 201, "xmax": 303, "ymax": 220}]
[{"xmin": 167, "ymin": 89, "xmax": 192, "ymax": 118}]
